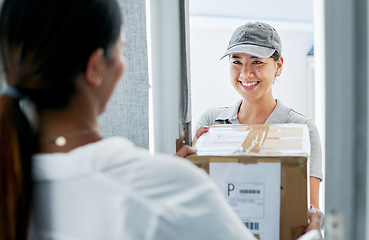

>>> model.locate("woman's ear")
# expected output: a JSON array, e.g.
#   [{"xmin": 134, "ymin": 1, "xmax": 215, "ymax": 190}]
[
  {"xmin": 85, "ymin": 48, "xmax": 105, "ymax": 87},
  {"xmin": 275, "ymin": 56, "xmax": 284, "ymax": 76}
]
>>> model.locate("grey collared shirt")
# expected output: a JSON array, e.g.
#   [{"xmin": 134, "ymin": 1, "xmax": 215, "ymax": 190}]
[{"xmin": 193, "ymin": 99, "xmax": 323, "ymax": 180}]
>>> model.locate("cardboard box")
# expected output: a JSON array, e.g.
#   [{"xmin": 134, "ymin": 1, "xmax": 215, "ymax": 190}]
[{"xmin": 187, "ymin": 124, "xmax": 309, "ymax": 240}]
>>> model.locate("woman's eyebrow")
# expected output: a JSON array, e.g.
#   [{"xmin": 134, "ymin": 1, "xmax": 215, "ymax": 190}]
[{"xmin": 231, "ymin": 55, "xmax": 259, "ymax": 59}]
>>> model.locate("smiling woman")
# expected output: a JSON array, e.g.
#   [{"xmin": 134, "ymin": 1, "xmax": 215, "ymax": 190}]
[
  {"xmin": 192, "ymin": 21, "xmax": 323, "ymax": 210},
  {"xmin": 228, "ymin": 53, "xmax": 282, "ymax": 113}
]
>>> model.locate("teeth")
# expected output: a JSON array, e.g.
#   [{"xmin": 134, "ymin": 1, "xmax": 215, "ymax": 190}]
[{"xmin": 241, "ymin": 81, "xmax": 258, "ymax": 87}]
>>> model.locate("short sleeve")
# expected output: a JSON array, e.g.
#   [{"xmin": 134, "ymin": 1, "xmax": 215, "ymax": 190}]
[
  {"xmin": 306, "ymin": 120, "xmax": 323, "ymax": 181},
  {"xmin": 192, "ymin": 108, "xmax": 221, "ymax": 138}
]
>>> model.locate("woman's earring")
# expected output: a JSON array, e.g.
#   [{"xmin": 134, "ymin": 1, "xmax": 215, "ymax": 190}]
[{"xmin": 96, "ymin": 76, "xmax": 103, "ymax": 84}]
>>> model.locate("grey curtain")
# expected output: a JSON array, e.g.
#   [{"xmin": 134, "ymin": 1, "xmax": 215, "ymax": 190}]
[{"xmin": 99, "ymin": 0, "xmax": 149, "ymax": 149}]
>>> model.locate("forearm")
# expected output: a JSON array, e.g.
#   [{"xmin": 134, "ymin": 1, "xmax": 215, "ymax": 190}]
[{"xmin": 310, "ymin": 176, "xmax": 320, "ymax": 209}]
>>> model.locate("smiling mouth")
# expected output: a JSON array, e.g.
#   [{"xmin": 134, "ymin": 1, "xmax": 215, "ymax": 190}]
[{"xmin": 239, "ymin": 81, "xmax": 260, "ymax": 87}]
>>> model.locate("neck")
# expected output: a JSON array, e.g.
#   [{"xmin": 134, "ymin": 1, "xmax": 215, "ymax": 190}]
[
  {"xmin": 37, "ymin": 100, "xmax": 102, "ymax": 153},
  {"xmin": 38, "ymin": 128, "xmax": 102, "ymax": 153},
  {"xmin": 238, "ymin": 97, "xmax": 277, "ymax": 124}
]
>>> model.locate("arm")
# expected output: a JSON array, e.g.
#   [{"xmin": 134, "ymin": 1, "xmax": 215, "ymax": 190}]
[
  {"xmin": 297, "ymin": 207, "xmax": 323, "ymax": 240},
  {"xmin": 192, "ymin": 108, "xmax": 221, "ymax": 146},
  {"xmin": 175, "ymin": 145, "xmax": 196, "ymax": 158},
  {"xmin": 307, "ymin": 121, "xmax": 323, "ymax": 208},
  {"xmin": 191, "ymin": 125, "xmax": 209, "ymax": 146},
  {"xmin": 306, "ymin": 207, "xmax": 323, "ymax": 232},
  {"xmin": 310, "ymin": 176, "xmax": 320, "ymax": 209}
]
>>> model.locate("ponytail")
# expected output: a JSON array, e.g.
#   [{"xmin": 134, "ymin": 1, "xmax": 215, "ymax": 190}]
[{"xmin": 0, "ymin": 94, "xmax": 37, "ymax": 239}]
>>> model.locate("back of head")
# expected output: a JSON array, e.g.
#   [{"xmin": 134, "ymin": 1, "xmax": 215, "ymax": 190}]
[
  {"xmin": 0, "ymin": 0, "xmax": 122, "ymax": 239},
  {"xmin": 0, "ymin": 0, "xmax": 122, "ymax": 109}
]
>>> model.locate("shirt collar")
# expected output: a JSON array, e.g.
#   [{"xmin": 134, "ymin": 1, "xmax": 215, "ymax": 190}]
[
  {"xmin": 32, "ymin": 137, "xmax": 135, "ymax": 181},
  {"xmin": 265, "ymin": 99, "xmax": 290, "ymax": 124},
  {"xmin": 214, "ymin": 99, "xmax": 289, "ymax": 124},
  {"xmin": 215, "ymin": 99, "xmax": 242, "ymax": 124}
]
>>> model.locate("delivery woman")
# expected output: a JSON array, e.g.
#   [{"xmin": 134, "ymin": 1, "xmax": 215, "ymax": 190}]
[{"xmin": 192, "ymin": 21, "xmax": 323, "ymax": 209}]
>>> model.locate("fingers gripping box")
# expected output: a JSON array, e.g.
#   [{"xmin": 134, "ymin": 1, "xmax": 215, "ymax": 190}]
[{"xmin": 187, "ymin": 124, "xmax": 310, "ymax": 240}]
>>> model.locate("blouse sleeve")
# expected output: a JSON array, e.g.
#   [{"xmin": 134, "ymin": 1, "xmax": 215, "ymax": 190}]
[{"xmin": 146, "ymin": 155, "xmax": 257, "ymax": 240}]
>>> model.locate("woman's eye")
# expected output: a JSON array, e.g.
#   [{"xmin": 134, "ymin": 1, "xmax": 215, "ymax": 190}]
[
  {"xmin": 232, "ymin": 60, "xmax": 242, "ymax": 64},
  {"xmin": 253, "ymin": 61, "xmax": 262, "ymax": 64}
]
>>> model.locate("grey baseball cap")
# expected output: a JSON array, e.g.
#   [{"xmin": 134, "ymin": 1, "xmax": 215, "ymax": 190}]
[{"xmin": 220, "ymin": 21, "xmax": 282, "ymax": 59}]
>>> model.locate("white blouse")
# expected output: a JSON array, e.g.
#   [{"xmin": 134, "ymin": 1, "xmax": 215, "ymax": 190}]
[{"xmin": 29, "ymin": 137, "xmax": 256, "ymax": 240}]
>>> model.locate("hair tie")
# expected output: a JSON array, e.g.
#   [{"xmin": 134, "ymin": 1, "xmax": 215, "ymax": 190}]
[{"xmin": 3, "ymin": 86, "xmax": 25, "ymax": 99}]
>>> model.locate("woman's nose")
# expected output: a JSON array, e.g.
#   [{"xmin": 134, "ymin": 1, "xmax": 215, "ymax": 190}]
[{"xmin": 240, "ymin": 65, "xmax": 254, "ymax": 79}]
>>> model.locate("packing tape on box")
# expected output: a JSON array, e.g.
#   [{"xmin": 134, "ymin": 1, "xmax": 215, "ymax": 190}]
[{"xmin": 242, "ymin": 124, "xmax": 270, "ymax": 154}]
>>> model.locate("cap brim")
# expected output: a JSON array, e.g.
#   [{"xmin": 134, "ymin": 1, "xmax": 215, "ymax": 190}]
[{"xmin": 220, "ymin": 45, "xmax": 275, "ymax": 59}]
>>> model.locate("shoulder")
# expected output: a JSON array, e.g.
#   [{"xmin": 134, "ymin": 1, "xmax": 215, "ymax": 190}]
[
  {"xmin": 134, "ymin": 153, "xmax": 214, "ymax": 194},
  {"xmin": 97, "ymin": 139, "xmax": 214, "ymax": 197},
  {"xmin": 99, "ymin": 137, "xmax": 210, "ymax": 181},
  {"xmin": 285, "ymin": 109, "xmax": 320, "ymax": 135},
  {"xmin": 268, "ymin": 100, "xmax": 320, "ymax": 135},
  {"xmin": 193, "ymin": 106, "xmax": 229, "ymax": 133},
  {"xmin": 287, "ymin": 109, "xmax": 311, "ymax": 124},
  {"xmin": 200, "ymin": 106, "xmax": 231, "ymax": 120},
  {"xmin": 273, "ymin": 100, "xmax": 313, "ymax": 125},
  {"xmin": 282, "ymin": 105, "xmax": 319, "ymax": 134},
  {"xmin": 84, "ymin": 136, "xmax": 153, "ymax": 167},
  {"xmin": 79, "ymin": 138, "xmax": 219, "ymax": 209},
  {"xmin": 194, "ymin": 100, "xmax": 242, "ymax": 132}
]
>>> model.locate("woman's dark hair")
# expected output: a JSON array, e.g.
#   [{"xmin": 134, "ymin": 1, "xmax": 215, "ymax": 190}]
[
  {"xmin": 271, "ymin": 51, "xmax": 281, "ymax": 62},
  {"xmin": 0, "ymin": 0, "xmax": 122, "ymax": 238}
]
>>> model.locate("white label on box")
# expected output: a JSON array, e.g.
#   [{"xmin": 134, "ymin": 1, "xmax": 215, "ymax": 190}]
[
  {"xmin": 194, "ymin": 128, "xmax": 250, "ymax": 155},
  {"xmin": 210, "ymin": 162, "xmax": 281, "ymax": 240},
  {"xmin": 226, "ymin": 182, "xmax": 265, "ymax": 218}
]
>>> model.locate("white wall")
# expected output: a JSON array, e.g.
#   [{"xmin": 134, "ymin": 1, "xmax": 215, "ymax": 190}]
[{"xmin": 189, "ymin": 0, "xmax": 313, "ymax": 22}]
